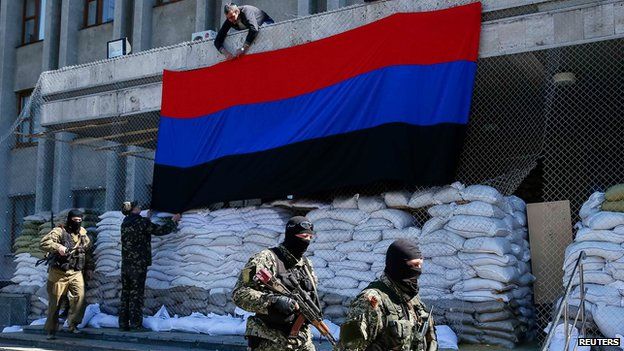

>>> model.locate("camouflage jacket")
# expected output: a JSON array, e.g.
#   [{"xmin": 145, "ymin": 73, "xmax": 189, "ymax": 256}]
[
  {"xmin": 40, "ymin": 227, "xmax": 93, "ymax": 272},
  {"xmin": 121, "ymin": 214, "xmax": 176, "ymax": 270},
  {"xmin": 336, "ymin": 274, "xmax": 438, "ymax": 351},
  {"xmin": 232, "ymin": 245, "xmax": 319, "ymax": 348}
]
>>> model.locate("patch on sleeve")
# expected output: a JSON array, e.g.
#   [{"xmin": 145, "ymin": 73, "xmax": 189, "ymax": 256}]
[
  {"xmin": 242, "ymin": 267, "xmax": 255, "ymax": 283},
  {"xmin": 368, "ymin": 295, "xmax": 379, "ymax": 309}
]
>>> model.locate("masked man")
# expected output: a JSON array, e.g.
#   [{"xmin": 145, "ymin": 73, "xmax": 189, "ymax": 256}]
[
  {"xmin": 119, "ymin": 201, "xmax": 180, "ymax": 331},
  {"xmin": 336, "ymin": 239, "xmax": 438, "ymax": 351},
  {"xmin": 40, "ymin": 209, "xmax": 91, "ymax": 339},
  {"xmin": 232, "ymin": 216, "xmax": 319, "ymax": 351}
]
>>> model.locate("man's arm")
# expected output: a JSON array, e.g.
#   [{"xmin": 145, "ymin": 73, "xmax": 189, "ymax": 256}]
[
  {"xmin": 40, "ymin": 228, "xmax": 64, "ymax": 253},
  {"xmin": 214, "ymin": 21, "xmax": 232, "ymax": 52},
  {"xmin": 144, "ymin": 217, "xmax": 177, "ymax": 237},
  {"xmin": 336, "ymin": 290, "xmax": 384, "ymax": 351},
  {"xmin": 231, "ymin": 251, "xmax": 276, "ymax": 314},
  {"xmin": 241, "ymin": 10, "xmax": 260, "ymax": 48}
]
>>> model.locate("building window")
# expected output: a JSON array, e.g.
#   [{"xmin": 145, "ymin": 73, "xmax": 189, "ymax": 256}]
[
  {"xmin": 15, "ymin": 90, "xmax": 36, "ymax": 148},
  {"xmin": 155, "ymin": 0, "xmax": 184, "ymax": 6},
  {"xmin": 84, "ymin": 0, "xmax": 114, "ymax": 27},
  {"xmin": 22, "ymin": 0, "xmax": 46, "ymax": 44},
  {"xmin": 10, "ymin": 195, "xmax": 36, "ymax": 251},
  {"xmin": 72, "ymin": 189, "xmax": 106, "ymax": 212}
]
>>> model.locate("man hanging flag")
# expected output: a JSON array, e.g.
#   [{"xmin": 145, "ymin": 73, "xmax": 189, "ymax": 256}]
[{"xmin": 152, "ymin": 3, "xmax": 482, "ymax": 213}]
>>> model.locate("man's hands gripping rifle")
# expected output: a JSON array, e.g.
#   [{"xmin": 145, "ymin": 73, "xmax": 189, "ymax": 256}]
[
  {"xmin": 254, "ymin": 268, "xmax": 337, "ymax": 346},
  {"xmin": 35, "ymin": 247, "xmax": 76, "ymax": 267}
]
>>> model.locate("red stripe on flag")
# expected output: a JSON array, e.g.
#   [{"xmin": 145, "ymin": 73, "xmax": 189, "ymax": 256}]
[{"xmin": 162, "ymin": 2, "xmax": 481, "ymax": 118}]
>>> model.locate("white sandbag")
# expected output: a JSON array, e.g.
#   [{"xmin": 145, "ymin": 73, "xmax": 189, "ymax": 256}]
[
  {"xmin": 452, "ymin": 278, "xmax": 509, "ymax": 292},
  {"xmin": 431, "ymin": 256, "xmax": 466, "ymax": 270},
  {"xmin": 446, "ymin": 215, "xmax": 510, "ymax": 237},
  {"xmin": 420, "ymin": 230, "xmax": 465, "ymax": 250},
  {"xmin": 458, "ymin": 201, "xmax": 506, "ymax": 219},
  {"xmin": 513, "ymin": 211, "xmax": 527, "ymax": 227},
  {"xmin": 322, "ymin": 277, "xmax": 359, "ymax": 289},
  {"xmin": 507, "ymin": 195, "xmax": 526, "ymax": 213},
  {"xmin": 245, "ymin": 227, "xmax": 281, "ymax": 238},
  {"xmin": 418, "ymin": 273, "xmax": 455, "ymax": 289},
  {"xmin": 575, "ymin": 227, "xmax": 624, "ymax": 244},
  {"xmin": 314, "ymin": 230, "xmax": 353, "ymax": 243},
  {"xmin": 463, "ymin": 237, "xmax": 512, "ymax": 257},
  {"xmin": 88, "ymin": 313, "xmax": 120, "ymax": 329},
  {"xmin": 454, "ymin": 290, "xmax": 511, "ymax": 302},
  {"xmin": 315, "ymin": 268, "xmax": 335, "ymax": 279},
  {"xmin": 408, "ymin": 188, "xmax": 438, "ymax": 208},
  {"xmin": 335, "ymin": 269, "xmax": 376, "ymax": 282},
  {"xmin": 435, "ymin": 325, "xmax": 459, "ymax": 350},
  {"xmin": 314, "ymin": 218, "xmax": 354, "ymax": 231},
  {"xmin": 546, "ymin": 323, "xmax": 590, "ymax": 351},
  {"xmin": 143, "ymin": 305, "xmax": 173, "ymax": 332},
  {"xmin": 78, "ymin": 304, "xmax": 101, "ymax": 329},
  {"xmin": 460, "ymin": 185, "xmax": 504, "ymax": 205},
  {"xmin": 428, "ymin": 204, "xmax": 455, "ymax": 218},
  {"xmin": 336, "ymin": 241, "xmax": 374, "ymax": 253},
  {"xmin": 243, "ymin": 234, "xmax": 277, "ymax": 247},
  {"xmin": 433, "ymin": 182, "xmax": 465, "ymax": 203},
  {"xmin": 309, "ymin": 256, "xmax": 328, "ymax": 268},
  {"xmin": 422, "ymin": 262, "xmax": 447, "ymax": 275},
  {"xmin": 421, "ymin": 243, "xmax": 457, "ymax": 257},
  {"xmin": 568, "ymin": 272, "xmax": 614, "ymax": 286},
  {"xmin": 332, "ymin": 195, "xmax": 359, "ymax": 209},
  {"xmin": 580, "ymin": 192, "xmax": 605, "ymax": 220},
  {"xmin": 474, "ymin": 265, "xmax": 519, "ymax": 283},
  {"xmin": 210, "ymin": 236, "xmax": 243, "ymax": 248},
  {"xmin": 352, "ymin": 230, "xmax": 382, "ymax": 241},
  {"xmin": 594, "ymin": 305, "xmax": 624, "ymax": 338},
  {"xmin": 370, "ymin": 209, "xmax": 415, "ymax": 229},
  {"xmin": 346, "ymin": 252, "xmax": 385, "ymax": 264},
  {"xmin": 309, "ymin": 242, "xmax": 336, "ymax": 251},
  {"xmin": 564, "ymin": 241, "xmax": 624, "ymax": 266},
  {"xmin": 331, "ymin": 261, "xmax": 371, "ymax": 272},
  {"xmin": 314, "ymin": 250, "xmax": 346, "ymax": 262},
  {"xmin": 383, "ymin": 191, "xmax": 411, "ymax": 208},
  {"xmin": 373, "ymin": 239, "xmax": 394, "ymax": 254},
  {"xmin": 382, "ymin": 227, "xmax": 421, "ymax": 240},
  {"xmin": 355, "ymin": 219, "xmax": 393, "ymax": 231},
  {"xmin": 208, "ymin": 277, "xmax": 238, "ymax": 289},
  {"xmin": 422, "ymin": 216, "xmax": 450, "ymax": 235},
  {"xmin": 586, "ymin": 211, "xmax": 624, "ymax": 230},
  {"xmin": 357, "ymin": 196, "xmax": 387, "ymax": 212}
]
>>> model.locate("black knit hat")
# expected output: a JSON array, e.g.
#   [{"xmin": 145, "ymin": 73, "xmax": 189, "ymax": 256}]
[
  {"xmin": 285, "ymin": 216, "xmax": 314, "ymax": 236},
  {"xmin": 66, "ymin": 209, "xmax": 84, "ymax": 221}
]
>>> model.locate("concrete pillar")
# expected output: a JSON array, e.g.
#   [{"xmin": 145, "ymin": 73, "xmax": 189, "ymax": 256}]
[
  {"xmin": 217, "ymin": 0, "xmax": 229, "ymax": 28},
  {"xmin": 113, "ymin": 0, "xmax": 134, "ymax": 40},
  {"xmin": 132, "ymin": 0, "xmax": 156, "ymax": 52},
  {"xmin": 36, "ymin": 0, "xmax": 63, "ymax": 214},
  {"xmin": 195, "ymin": 0, "xmax": 218, "ymax": 32},
  {"xmin": 58, "ymin": 0, "xmax": 83, "ymax": 67},
  {"xmin": 0, "ymin": 0, "xmax": 21, "ymax": 253},
  {"xmin": 298, "ymin": 0, "xmax": 313, "ymax": 17},
  {"xmin": 51, "ymin": 133, "xmax": 74, "ymax": 213},
  {"xmin": 322, "ymin": 0, "xmax": 346, "ymax": 11},
  {"xmin": 104, "ymin": 144, "xmax": 126, "ymax": 211},
  {"xmin": 125, "ymin": 147, "xmax": 150, "ymax": 207}
]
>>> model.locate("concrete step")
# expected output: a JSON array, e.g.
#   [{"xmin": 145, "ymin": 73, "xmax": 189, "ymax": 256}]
[{"xmin": 17, "ymin": 326, "xmax": 248, "ymax": 350}]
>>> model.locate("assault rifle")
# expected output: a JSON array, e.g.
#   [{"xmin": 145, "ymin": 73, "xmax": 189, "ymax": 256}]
[
  {"xmin": 418, "ymin": 306, "xmax": 434, "ymax": 350},
  {"xmin": 35, "ymin": 247, "xmax": 76, "ymax": 267},
  {"xmin": 254, "ymin": 268, "xmax": 337, "ymax": 346}
]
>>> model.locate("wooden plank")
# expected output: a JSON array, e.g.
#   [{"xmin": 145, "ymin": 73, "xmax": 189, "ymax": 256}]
[{"xmin": 527, "ymin": 200, "xmax": 574, "ymax": 305}]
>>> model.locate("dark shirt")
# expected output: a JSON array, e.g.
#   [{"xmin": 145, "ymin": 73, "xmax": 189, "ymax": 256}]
[
  {"xmin": 214, "ymin": 5, "xmax": 273, "ymax": 51},
  {"xmin": 120, "ymin": 214, "xmax": 176, "ymax": 270}
]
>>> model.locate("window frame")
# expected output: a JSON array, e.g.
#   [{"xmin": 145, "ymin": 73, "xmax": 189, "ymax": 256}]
[
  {"xmin": 10, "ymin": 194, "xmax": 36, "ymax": 252},
  {"xmin": 14, "ymin": 89, "xmax": 36, "ymax": 149},
  {"xmin": 154, "ymin": 0, "xmax": 185, "ymax": 7},
  {"xmin": 21, "ymin": 0, "xmax": 42, "ymax": 45},
  {"xmin": 83, "ymin": 0, "xmax": 114, "ymax": 28}
]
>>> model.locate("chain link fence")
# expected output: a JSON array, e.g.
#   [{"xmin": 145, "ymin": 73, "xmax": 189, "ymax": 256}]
[{"xmin": 1, "ymin": 11, "xmax": 623, "ymax": 347}]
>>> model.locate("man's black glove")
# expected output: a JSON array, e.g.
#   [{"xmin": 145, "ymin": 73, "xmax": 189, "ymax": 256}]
[{"xmin": 269, "ymin": 295, "xmax": 297, "ymax": 315}]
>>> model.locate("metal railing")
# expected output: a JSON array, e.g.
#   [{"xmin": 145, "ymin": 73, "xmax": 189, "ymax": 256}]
[{"xmin": 542, "ymin": 251, "xmax": 588, "ymax": 351}]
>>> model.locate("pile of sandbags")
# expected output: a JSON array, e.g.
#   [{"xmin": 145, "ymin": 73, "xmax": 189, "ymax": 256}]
[
  {"xmin": 560, "ymin": 186, "xmax": 624, "ymax": 339},
  {"xmin": 304, "ymin": 194, "xmax": 419, "ymax": 323},
  {"xmin": 89, "ymin": 206, "xmax": 292, "ymax": 317},
  {"xmin": 412, "ymin": 183, "xmax": 535, "ymax": 348}
]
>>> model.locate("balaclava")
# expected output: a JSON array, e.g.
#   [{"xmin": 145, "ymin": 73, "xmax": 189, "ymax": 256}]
[
  {"xmin": 384, "ymin": 239, "xmax": 423, "ymax": 297},
  {"xmin": 282, "ymin": 216, "xmax": 314, "ymax": 259},
  {"xmin": 66, "ymin": 209, "xmax": 84, "ymax": 234}
]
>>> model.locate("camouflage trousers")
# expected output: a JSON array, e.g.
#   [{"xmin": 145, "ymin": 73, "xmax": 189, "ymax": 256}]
[
  {"xmin": 119, "ymin": 266, "xmax": 147, "ymax": 328},
  {"xmin": 248, "ymin": 336, "xmax": 316, "ymax": 351}
]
